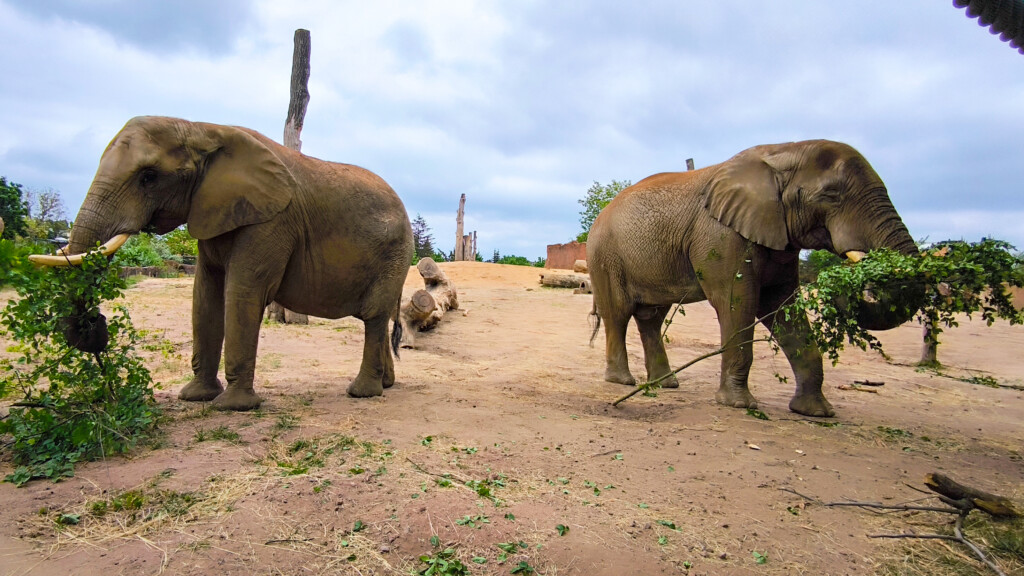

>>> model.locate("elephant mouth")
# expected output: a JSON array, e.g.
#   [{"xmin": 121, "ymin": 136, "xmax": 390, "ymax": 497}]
[{"xmin": 27, "ymin": 234, "xmax": 132, "ymax": 267}]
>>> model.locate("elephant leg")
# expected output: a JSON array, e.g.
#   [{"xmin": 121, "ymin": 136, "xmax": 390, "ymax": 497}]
[
  {"xmin": 757, "ymin": 285, "xmax": 834, "ymax": 418},
  {"xmin": 348, "ymin": 315, "xmax": 391, "ymax": 398},
  {"xmin": 211, "ymin": 288, "xmax": 265, "ymax": 411},
  {"xmin": 602, "ymin": 306, "xmax": 636, "ymax": 386},
  {"xmin": 710, "ymin": 297, "xmax": 759, "ymax": 409},
  {"xmin": 179, "ymin": 263, "xmax": 225, "ymax": 402},
  {"xmin": 634, "ymin": 305, "xmax": 678, "ymax": 388}
]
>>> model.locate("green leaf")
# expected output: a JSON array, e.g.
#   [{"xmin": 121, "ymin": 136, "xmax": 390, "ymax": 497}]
[
  {"xmin": 753, "ymin": 551, "xmax": 768, "ymax": 565},
  {"xmin": 556, "ymin": 524, "xmax": 569, "ymax": 536},
  {"xmin": 352, "ymin": 520, "xmax": 366, "ymax": 532}
]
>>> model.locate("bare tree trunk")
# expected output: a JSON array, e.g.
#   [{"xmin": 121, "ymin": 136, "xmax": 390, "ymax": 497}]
[
  {"xmin": 920, "ymin": 319, "xmax": 938, "ymax": 366},
  {"xmin": 455, "ymin": 194, "xmax": 466, "ymax": 261},
  {"xmin": 268, "ymin": 29, "xmax": 311, "ymax": 325}
]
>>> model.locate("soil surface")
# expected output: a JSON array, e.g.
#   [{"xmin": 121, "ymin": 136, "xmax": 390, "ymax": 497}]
[{"xmin": 1, "ymin": 262, "xmax": 1022, "ymax": 576}]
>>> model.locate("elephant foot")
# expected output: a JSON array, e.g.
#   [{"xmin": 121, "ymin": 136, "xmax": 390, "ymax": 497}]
[
  {"xmin": 789, "ymin": 393, "xmax": 835, "ymax": 418},
  {"xmin": 347, "ymin": 375, "xmax": 384, "ymax": 398},
  {"xmin": 383, "ymin": 371, "xmax": 395, "ymax": 389},
  {"xmin": 605, "ymin": 367, "xmax": 637, "ymax": 386},
  {"xmin": 178, "ymin": 377, "xmax": 224, "ymax": 402},
  {"xmin": 647, "ymin": 373, "xmax": 679, "ymax": 389},
  {"xmin": 211, "ymin": 387, "xmax": 263, "ymax": 411},
  {"xmin": 715, "ymin": 384, "xmax": 758, "ymax": 409}
]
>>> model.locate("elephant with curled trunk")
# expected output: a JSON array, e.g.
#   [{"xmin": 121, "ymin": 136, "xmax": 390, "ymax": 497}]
[
  {"xmin": 32, "ymin": 116, "xmax": 413, "ymax": 411},
  {"xmin": 587, "ymin": 140, "xmax": 919, "ymax": 417}
]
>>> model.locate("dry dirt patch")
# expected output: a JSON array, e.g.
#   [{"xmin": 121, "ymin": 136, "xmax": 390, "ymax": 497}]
[{"xmin": 1, "ymin": 262, "xmax": 1022, "ymax": 575}]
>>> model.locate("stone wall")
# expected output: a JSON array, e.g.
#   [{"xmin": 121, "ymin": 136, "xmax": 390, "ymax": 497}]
[{"xmin": 546, "ymin": 241, "xmax": 587, "ymax": 270}]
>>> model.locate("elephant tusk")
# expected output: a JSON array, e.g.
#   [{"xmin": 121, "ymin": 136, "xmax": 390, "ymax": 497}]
[
  {"xmin": 845, "ymin": 250, "xmax": 867, "ymax": 263},
  {"xmin": 28, "ymin": 233, "xmax": 132, "ymax": 267}
]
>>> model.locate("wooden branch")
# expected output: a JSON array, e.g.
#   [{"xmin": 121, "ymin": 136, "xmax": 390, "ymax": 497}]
[
  {"xmin": 924, "ymin": 472, "xmax": 1020, "ymax": 518},
  {"xmin": 853, "ymin": 380, "xmax": 885, "ymax": 386}
]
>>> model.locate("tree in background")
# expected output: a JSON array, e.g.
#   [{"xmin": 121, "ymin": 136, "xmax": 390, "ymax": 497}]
[
  {"xmin": 411, "ymin": 214, "xmax": 437, "ymax": 263},
  {"xmin": 23, "ymin": 188, "xmax": 70, "ymax": 244},
  {"xmin": 0, "ymin": 177, "xmax": 29, "ymax": 240},
  {"xmin": 799, "ymin": 250, "xmax": 843, "ymax": 284},
  {"xmin": 162, "ymin": 226, "xmax": 198, "ymax": 261},
  {"xmin": 577, "ymin": 179, "xmax": 631, "ymax": 242}
]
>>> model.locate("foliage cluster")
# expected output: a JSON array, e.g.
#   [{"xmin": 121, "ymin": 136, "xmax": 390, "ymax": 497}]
[
  {"xmin": 0, "ymin": 244, "xmax": 159, "ymax": 485},
  {"xmin": 576, "ymin": 179, "xmax": 631, "ymax": 242},
  {"xmin": 787, "ymin": 239, "xmax": 1024, "ymax": 363},
  {"xmin": 0, "ymin": 177, "xmax": 31, "ymax": 240},
  {"xmin": 798, "ymin": 249, "xmax": 843, "ymax": 284},
  {"xmin": 490, "ymin": 251, "xmax": 545, "ymax": 267}
]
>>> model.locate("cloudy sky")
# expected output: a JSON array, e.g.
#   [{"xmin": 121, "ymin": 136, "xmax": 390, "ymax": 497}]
[{"xmin": 1, "ymin": 1, "xmax": 1022, "ymax": 259}]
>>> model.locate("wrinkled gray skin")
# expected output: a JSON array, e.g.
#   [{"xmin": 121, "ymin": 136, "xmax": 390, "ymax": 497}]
[
  {"xmin": 587, "ymin": 140, "xmax": 918, "ymax": 417},
  {"xmin": 66, "ymin": 116, "xmax": 413, "ymax": 411}
]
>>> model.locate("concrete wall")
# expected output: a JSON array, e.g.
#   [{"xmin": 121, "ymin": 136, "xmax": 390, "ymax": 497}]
[{"xmin": 546, "ymin": 241, "xmax": 587, "ymax": 270}]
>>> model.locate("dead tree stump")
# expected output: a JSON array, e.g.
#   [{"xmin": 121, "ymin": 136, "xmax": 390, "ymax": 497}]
[
  {"xmin": 267, "ymin": 29, "xmax": 312, "ymax": 325},
  {"xmin": 399, "ymin": 258, "xmax": 459, "ymax": 348}
]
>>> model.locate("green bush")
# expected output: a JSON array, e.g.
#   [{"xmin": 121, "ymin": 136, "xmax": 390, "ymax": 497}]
[
  {"xmin": 112, "ymin": 233, "xmax": 172, "ymax": 267},
  {"xmin": 0, "ymin": 242, "xmax": 159, "ymax": 485},
  {"xmin": 161, "ymin": 227, "xmax": 197, "ymax": 260}
]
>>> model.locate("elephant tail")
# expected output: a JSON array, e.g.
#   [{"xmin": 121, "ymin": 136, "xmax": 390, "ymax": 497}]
[
  {"xmin": 391, "ymin": 302, "xmax": 402, "ymax": 359},
  {"xmin": 588, "ymin": 302, "xmax": 601, "ymax": 347}
]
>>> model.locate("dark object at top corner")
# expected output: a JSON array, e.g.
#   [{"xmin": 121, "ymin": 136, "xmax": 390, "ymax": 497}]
[{"xmin": 954, "ymin": 0, "xmax": 1024, "ymax": 54}]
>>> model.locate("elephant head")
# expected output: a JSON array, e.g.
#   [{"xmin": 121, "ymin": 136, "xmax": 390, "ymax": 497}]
[
  {"xmin": 32, "ymin": 116, "xmax": 296, "ymax": 264},
  {"xmin": 704, "ymin": 140, "xmax": 921, "ymax": 329}
]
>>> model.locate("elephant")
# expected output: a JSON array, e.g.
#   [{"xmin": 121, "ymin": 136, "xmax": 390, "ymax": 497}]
[
  {"xmin": 586, "ymin": 140, "xmax": 919, "ymax": 417},
  {"xmin": 31, "ymin": 116, "xmax": 414, "ymax": 411}
]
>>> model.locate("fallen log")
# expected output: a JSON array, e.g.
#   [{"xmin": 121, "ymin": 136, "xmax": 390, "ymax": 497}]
[
  {"xmin": 539, "ymin": 272, "xmax": 589, "ymax": 288},
  {"xmin": 924, "ymin": 472, "xmax": 1020, "ymax": 518},
  {"xmin": 574, "ymin": 278, "xmax": 592, "ymax": 295},
  {"xmin": 399, "ymin": 258, "xmax": 459, "ymax": 348}
]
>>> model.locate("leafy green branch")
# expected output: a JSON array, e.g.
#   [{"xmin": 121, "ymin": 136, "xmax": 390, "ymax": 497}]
[{"xmin": 0, "ymin": 241, "xmax": 160, "ymax": 485}]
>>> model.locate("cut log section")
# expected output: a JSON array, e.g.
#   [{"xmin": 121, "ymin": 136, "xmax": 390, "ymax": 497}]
[
  {"xmin": 399, "ymin": 258, "xmax": 459, "ymax": 348},
  {"xmin": 573, "ymin": 259, "xmax": 588, "ymax": 273},
  {"xmin": 539, "ymin": 272, "xmax": 590, "ymax": 289}
]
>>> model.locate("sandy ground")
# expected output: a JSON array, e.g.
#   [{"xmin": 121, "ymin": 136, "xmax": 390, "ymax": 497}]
[{"xmin": 1, "ymin": 261, "xmax": 1022, "ymax": 576}]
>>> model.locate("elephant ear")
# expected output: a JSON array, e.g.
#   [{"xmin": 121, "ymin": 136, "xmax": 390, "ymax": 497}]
[
  {"xmin": 187, "ymin": 126, "xmax": 295, "ymax": 240},
  {"xmin": 703, "ymin": 147, "xmax": 799, "ymax": 251}
]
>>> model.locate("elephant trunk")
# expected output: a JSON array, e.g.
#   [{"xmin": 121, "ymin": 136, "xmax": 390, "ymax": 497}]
[{"xmin": 844, "ymin": 192, "xmax": 922, "ymax": 331}]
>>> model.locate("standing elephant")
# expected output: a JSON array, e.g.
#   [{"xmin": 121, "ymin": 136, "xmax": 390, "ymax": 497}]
[
  {"xmin": 31, "ymin": 116, "xmax": 413, "ymax": 411},
  {"xmin": 587, "ymin": 140, "xmax": 918, "ymax": 417}
]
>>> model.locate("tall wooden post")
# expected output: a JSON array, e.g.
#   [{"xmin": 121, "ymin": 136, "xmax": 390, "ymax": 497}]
[
  {"xmin": 455, "ymin": 194, "xmax": 466, "ymax": 261},
  {"xmin": 686, "ymin": 158, "xmax": 695, "ymax": 171},
  {"xmin": 268, "ymin": 29, "xmax": 312, "ymax": 324}
]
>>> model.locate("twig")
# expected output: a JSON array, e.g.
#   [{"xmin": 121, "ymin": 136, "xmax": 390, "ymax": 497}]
[
  {"xmin": 612, "ymin": 336, "xmax": 771, "ymax": 407},
  {"xmin": 853, "ymin": 380, "xmax": 885, "ymax": 386},
  {"xmin": 404, "ymin": 457, "xmax": 472, "ymax": 486},
  {"xmin": 781, "ymin": 487, "xmax": 1009, "ymax": 576},
  {"xmin": 837, "ymin": 384, "xmax": 878, "ymax": 394}
]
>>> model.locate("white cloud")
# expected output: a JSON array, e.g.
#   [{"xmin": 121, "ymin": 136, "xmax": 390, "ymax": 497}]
[{"xmin": 2, "ymin": 0, "xmax": 1023, "ymax": 259}]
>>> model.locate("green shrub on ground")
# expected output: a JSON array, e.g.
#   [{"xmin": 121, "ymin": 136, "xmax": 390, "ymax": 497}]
[{"xmin": 0, "ymin": 242, "xmax": 160, "ymax": 485}]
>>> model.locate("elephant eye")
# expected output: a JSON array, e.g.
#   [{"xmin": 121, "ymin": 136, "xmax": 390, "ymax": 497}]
[{"xmin": 139, "ymin": 168, "xmax": 158, "ymax": 188}]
